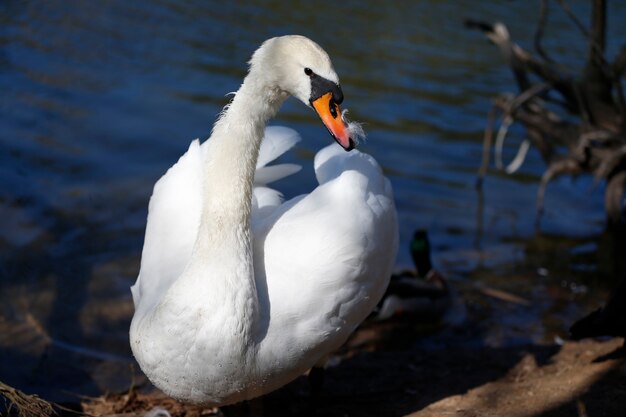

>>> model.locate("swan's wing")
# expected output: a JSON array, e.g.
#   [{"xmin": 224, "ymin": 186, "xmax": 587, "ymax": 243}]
[
  {"xmin": 254, "ymin": 164, "xmax": 301, "ymax": 186},
  {"xmin": 131, "ymin": 140, "xmax": 205, "ymax": 312},
  {"xmin": 252, "ymin": 126, "xmax": 302, "ymax": 214},
  {"xmin": 132, "ymin": 127, "xmax": 302, "ymax": 312},
  {"xmin": 255, "ymin": 126, "xmax": 301, "ymax": 170},
  {"xmin": 257, "ymin": 144, "xmax": 399, "ymax": 366},
  {"xmin": 255, "ymin": 126, "xmax": 301, "ymax": 186}
]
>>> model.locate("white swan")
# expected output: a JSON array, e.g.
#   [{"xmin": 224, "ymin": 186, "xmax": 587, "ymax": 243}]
[{"xmin": 129, "ymin": 35, "xmax": 398, "ymax": 406}]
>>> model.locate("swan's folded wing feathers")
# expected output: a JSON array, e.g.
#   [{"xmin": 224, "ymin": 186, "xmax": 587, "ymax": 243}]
[
  {"xmin": 132, "ymin": 139, "xmax": 204, "ymax": 311},
  {"xmin": 252, "ymin": 186, "xmax": 286, "ymax": 219},
  {"xmin": 313, "ymin": 144, "xmax": 383, "ymax": 186},
  {"xmin": 259, "ymin": 149, "xmax": 398, "ymax": 362},
  {"xmin": 254, "ymin": 163, "xmax": 301, "ymax": 186},
  {"xmin": 254, "ymin": 127, "xmax": 302, "ymax": 186},
  {"xmin": 256, "ymin": 126, "xmax": 301, "ymax": 168}
]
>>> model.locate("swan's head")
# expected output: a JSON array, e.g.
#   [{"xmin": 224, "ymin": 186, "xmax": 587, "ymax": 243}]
[{"xmin": 250, "ymin": 35, "xmax": 358, "ymax": 151}]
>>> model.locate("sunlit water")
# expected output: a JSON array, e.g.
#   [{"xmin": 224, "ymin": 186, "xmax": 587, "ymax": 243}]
[{"xmin": 1, "ymin": 0, "xmax": 625, "ymax": 400}]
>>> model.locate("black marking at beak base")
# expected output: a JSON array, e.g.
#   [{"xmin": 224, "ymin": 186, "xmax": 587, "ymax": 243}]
[{"xmin": 309, "ymin": 75, "xmax": 343, "ymax": 104}]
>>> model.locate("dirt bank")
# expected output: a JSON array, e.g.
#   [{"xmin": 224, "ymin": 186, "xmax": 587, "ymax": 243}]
[{"xmin": 80, "ymin": 337, "xmax": 625, "ymax": 417}]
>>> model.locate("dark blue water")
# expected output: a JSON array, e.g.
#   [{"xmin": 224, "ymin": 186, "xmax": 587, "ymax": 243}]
[{"xmin": 1, "ymin": 0, "xmax": 625, "ymax": 400}]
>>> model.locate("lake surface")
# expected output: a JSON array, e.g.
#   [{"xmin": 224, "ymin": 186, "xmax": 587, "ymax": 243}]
[{"xmin": 1, "ymin": 0, "xmax": 625, "ymax": 400}]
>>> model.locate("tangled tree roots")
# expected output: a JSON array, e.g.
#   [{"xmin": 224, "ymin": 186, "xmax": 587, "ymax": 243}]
[
  {"xmin": 0, "ymin": 381, "xmax": 58, "ymax": 417},
  {"xmin": 468, "ymin": 0, "xmax": 626, "ymax": 226}
]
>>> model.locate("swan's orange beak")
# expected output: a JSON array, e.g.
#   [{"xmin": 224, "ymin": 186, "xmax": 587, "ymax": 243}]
[{"xmin": 311, "ymin": 92, "xmax": 355, "ymax": 151}]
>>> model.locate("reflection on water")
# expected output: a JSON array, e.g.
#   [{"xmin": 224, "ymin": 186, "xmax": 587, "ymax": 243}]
[{"xmin": 1, "ymin": 0, "xmax": 625, "ymax": 401}]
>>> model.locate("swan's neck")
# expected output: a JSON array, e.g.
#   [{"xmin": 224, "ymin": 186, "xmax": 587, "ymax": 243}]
[
  {"xmin": 186, "ymin": 73, "xmax": 286, "ymax": 343},
  {"xmin": 199, "ymin": 75, "xmax": 286, "ymax": 246}
]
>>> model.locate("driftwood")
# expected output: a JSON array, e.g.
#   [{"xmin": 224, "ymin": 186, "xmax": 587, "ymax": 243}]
[{"xmin": 468, "ymin": 0, "xmax": 626, "ymax": 225}]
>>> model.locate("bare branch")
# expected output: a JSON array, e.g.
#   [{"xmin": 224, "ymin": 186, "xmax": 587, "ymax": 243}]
[
  {"xmin": 536, "ymin": 157, "xmax": 582, "ymax": 214},
  {"xmin": 468, "ymin": 3, "xmax": 625, "ymax": 224},
  {"xmin": 477, "ymin": 104, "xmax": 498, "ymax": 189},
  {"xmin": 558, "ymin": 0, "xmax": 591, "ymax": 39},
  {"xmin": 605, "ymin": 170, "xmax": 626, "ymax": 225},
  {"xmin": 534, "ymin": 0, "xmax": 554, "ymax": 62}
]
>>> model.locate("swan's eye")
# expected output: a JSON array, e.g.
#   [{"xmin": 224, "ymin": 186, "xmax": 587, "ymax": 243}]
[{"xmin": 304, "ymin": 67, "xmax": 313, "ymax": 76}]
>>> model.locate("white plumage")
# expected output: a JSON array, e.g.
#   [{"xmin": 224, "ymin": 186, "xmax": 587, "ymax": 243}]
[{"xmin": 130, "ymin": 35, "xmax": 398, "ymax": 406}]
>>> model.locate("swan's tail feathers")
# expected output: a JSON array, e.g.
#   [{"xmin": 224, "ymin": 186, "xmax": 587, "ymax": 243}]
[{"xmin": 254, "ymin": 126, "xmax": 302, "ymax": 185}]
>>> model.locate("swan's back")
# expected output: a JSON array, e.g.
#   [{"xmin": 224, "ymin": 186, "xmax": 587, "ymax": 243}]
[{"xmin": 253, "ymin": 144, "xmax": 398, "ymax": 386}]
